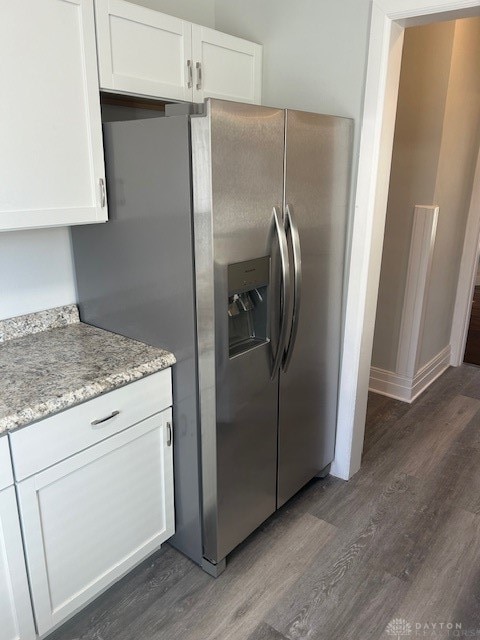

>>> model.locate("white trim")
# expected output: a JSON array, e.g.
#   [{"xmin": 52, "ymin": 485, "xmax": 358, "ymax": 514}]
[
  {"xmin": 332, "ymin": 8, "xmax": 404, "ymax": 480},
  {"xmin": 377, "ymin": 0, "xmax": 480, "ymax": 20},
  {"xmin": 369, "ymin": 345, "xmax": 451, "ymax": 403},
  {"xmin": 369, "ymin": 367, "xmax": 413, "ymax": 402},
  {"xmin": 396, "ymin": 205, "xmax": 439, "ymax": 377},
  {"xmin": 411, "ymin": 345, "xmax": 451, "ymax": 400},
  {"xmin": 332, "ymin": 0, "xmax": 480, "ymax": 481},
  {"xmin": 450, "ymin": 144, "xmax": 480, "ymax": 365}
]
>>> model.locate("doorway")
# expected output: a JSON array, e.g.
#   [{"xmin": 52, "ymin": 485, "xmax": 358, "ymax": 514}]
[
  {"xmin": 368, "ymin": 17, "xmax": 480, "ymax": 401},
  {"xmin": 333, "ymin": 0, "xmax": 480, "ymax": 481},
  {"xmin": 464, "ymin": 259, "xmax": 480, "ymax": 365}
]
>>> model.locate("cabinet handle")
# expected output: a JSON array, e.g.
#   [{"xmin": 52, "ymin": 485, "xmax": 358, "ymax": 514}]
[
  {"xmin": 91, "ymin": 410, "xmax": 120, "ymax": 426},
  {"xmin": 196, "ymin": 61, "xmax": 202, "ymax": 90},
  {"xmin": 187, "ymin": 59, "xmax": 193, "ymax": 89},
  {"xmin": 99, "ymin": 178, "xmax": 106, "ymax": 208},
  {"xmin": 166, "ymin": 421, "xmax": 172, "ymax": 446}
]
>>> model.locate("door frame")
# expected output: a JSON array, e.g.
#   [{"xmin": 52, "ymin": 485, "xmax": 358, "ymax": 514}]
[
  {"xmin": 450, "ymin": 144, "xmax": 480, "ymax": 365},
  {"xmin": 332, "ymin": 0, "xmax": 480, "ymax": 480}
]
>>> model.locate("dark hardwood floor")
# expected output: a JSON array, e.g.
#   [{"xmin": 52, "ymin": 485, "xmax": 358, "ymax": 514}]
[
  {"xmin": 464, "ymin": 285, "xmax": 480, "ymax": 366},
  {"xmin": 50, "ymin": 364, "xmax": 480, "ymax": 640}
]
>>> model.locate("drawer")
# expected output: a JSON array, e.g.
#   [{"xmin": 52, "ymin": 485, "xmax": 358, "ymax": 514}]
[
  {"xmin": 10, "ymin": 369, "xmax": 172, "ymax": 481},
  {"xmin": 0, "ymin": 435, "xmax": 13, "ymax": 490}
]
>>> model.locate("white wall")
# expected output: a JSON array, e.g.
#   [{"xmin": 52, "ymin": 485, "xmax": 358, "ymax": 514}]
[
  {"xmin": 215, "ymin": 0, "xmax": 371, "ymax": 159},
  {"xmin": 0, "ymin": 228, "xmax": 76, "ymax": 320},
  {"xmin": 129, "ymin": 0, "xmax": 215, "ymax": 26}
]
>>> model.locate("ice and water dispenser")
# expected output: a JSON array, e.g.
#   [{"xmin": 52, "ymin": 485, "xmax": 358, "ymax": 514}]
[{"xmin": 227, "ymin": 257, "xmax": 270, "ymax": 358}]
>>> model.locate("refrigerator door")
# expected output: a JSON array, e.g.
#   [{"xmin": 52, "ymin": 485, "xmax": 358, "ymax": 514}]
[
  {"xmin": 192, "ymin": 100, "xmax": 285, "ymax": 563},
  {"xmin": 277, "ymin": 110, "xmax": 353, "ymax": 507}
]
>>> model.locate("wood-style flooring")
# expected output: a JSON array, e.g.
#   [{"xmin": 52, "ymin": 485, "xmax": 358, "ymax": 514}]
[
  {"xmin": 464, "ymin": 285, "xmax": 480, "ymax": 366},
  {"xmin": 50, "ymin": 364, "xmax": 480, "ymax": 640}
]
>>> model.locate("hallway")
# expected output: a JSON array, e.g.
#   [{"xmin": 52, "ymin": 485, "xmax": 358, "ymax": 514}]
[
  {"xmin": 465, "ymin": 286, "xmax": 480, "ymax": 366},
  {"xmin": 51, "ymin": 365, "xmax": 480, "ymax": 640}
]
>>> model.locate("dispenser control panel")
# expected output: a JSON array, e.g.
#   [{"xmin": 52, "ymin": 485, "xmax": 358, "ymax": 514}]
[{"xmin": 227, "ymin": 257, "xmax": 270, "ymax": 295}]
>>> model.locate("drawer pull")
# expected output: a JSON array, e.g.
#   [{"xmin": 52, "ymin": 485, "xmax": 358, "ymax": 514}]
[{"xmin": 91, "ymin": 410, "xmax": 120, "ymax": 427}]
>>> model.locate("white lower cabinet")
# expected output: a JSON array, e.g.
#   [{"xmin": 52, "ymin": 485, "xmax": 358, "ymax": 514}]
[
  {"xmin": 0, "ymin": 487, "xmax": 36, "ymax": 640},
  {"xmin": 16, "ymin": 407, "xmax": 174, "ymax": 636},
  {"xmin": 0, "ymin": 434, "xmax": 35, "ymax": 640}
]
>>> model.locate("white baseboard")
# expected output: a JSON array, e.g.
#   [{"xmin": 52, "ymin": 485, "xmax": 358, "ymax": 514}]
[
  {"xmin": 369, "ymin": 368, "xmax": 413, "ymax": 402},
  {"xmin": 369, "ymin": 345, "xmax": 451, "ymax": 403}
]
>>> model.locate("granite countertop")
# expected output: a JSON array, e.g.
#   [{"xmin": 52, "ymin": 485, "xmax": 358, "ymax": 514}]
[{"xmin": 0, "ymin": 305, "xmax": 175, "ymax": 434}]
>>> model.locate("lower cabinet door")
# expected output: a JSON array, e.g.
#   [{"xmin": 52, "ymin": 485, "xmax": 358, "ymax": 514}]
[
  {"xmin": 0, "ymin": 487, "xmax": 36, "ymax": 640},
  {"xmin": 17, "ymin": 409, "xmax": 174, "ymax": 636}
]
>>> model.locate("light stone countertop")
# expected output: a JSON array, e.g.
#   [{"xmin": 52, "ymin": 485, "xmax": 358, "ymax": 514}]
[{"xmin": 0, "ymin": 305, "xmax": 175, "ymax": 434}]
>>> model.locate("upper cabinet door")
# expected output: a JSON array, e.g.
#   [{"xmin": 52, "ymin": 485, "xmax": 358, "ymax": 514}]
[
  {"xmin": 0, "ymin": 0, "xmax": 108, "ymax": 231},
  {"xmin": 95, "ymin": 0, "xmax": 192, "ymax": 101},
  {"xmin": 192, "ymin": 26, "xmax": 262, "ymax": 104}
]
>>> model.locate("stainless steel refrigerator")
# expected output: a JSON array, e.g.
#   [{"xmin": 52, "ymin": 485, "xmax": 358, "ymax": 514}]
[{"xmin": 71, "ymin": 99, "xmax": 352, "ymax": 576}]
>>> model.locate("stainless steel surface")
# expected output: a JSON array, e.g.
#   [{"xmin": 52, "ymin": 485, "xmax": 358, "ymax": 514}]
[
  {"xmin": 90, "ymin": 410, "xmax": 120, "ymax": 426},
  {"xmin": 165, "ymin": 102, "xmax": 205, "ymax": 117},
  {"xmin": 227, "ymin": 256, "xmax": 270, "ymax": 295},
  {"xmin": 196, "ymin": 61, "xmax": 202, "ymax": 90},
  {"xmin": 282, "ymin": 203, "xmax": 302, "ymax": 373},
  {"xmin": 271, "ymin": 206, "xmax": 291, "ymax": 380},
  {"xmin": 73, "ymin": 98, "xmax": 353, "ymax": 574},
  {"xmin": 191, "ymin": 99, "xmax": 285, "ymax": 563},
  {"xmin": 166, "ymin": 421, "xmax": 172, "ymax": 447},
  {"xmin": 200, "ymin": 556, "xmax": 226, "ymax": 578},
  {"xmin": 277, "ymin": 109, "xmax": 353, "ymax": 507},
  {"xmin": 187, "ymin": 59, "xmax": 193, "ymax": 89},
  {"xmin": 99, "ymin": 177, "xmax": 106, "ymax": 208},
  {"xmin": 71, "ymin": 115, "xmax": 204, "ymax": 564}
]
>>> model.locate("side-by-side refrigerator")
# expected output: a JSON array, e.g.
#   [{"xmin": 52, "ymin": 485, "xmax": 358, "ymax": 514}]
[{"xmin": 72, "ymin": 99, "xmax": 353, "ymax": 576}]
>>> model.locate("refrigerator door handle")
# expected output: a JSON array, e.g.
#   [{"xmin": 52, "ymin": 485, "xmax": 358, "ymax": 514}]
[
  {"xmin": 271, "ymin": 206, "xmax": 291, "ymax": 380},
  {"xmin": 283, "ymin": 203, "xmax": 302, "ymax": 373}
]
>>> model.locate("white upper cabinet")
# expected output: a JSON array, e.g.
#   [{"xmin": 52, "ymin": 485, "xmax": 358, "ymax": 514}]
[
  {"xmin": 0, "ymin": 0, "xmax": 108, "ymax": 232},
  {"xmin": 95, "ymin": 0, "xmax": 193, "ymax": 101},
  {"xmin": 191, "ymin": 25, "xmax": 262, "ymax": 104},
  {"xmin": 95, "ymin": 0, "xmax": 262, "ymax": 104}
]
